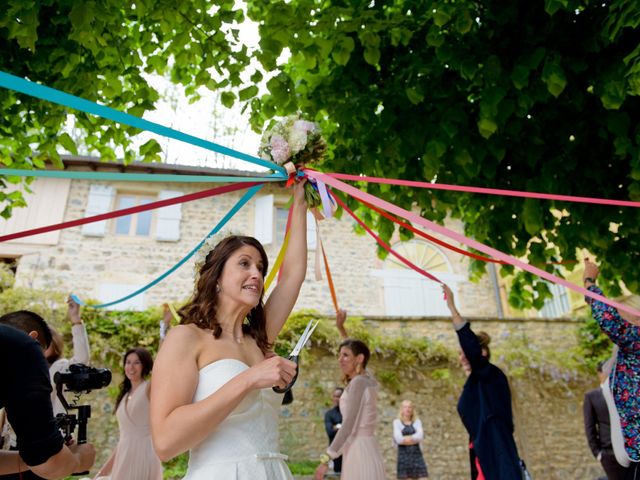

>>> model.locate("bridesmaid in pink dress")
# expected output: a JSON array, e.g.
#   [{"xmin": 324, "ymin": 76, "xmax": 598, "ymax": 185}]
[
  {"xmin": 94, "ymin": 348, "xmax": 162, "ymax": 480},
  {"xmin": 315, "ymin": 324, "xmax": 386, "ymax": 480}
]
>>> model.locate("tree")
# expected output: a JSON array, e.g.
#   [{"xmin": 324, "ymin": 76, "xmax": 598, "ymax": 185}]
[
  {"xmin": 0, "ymin": 0, "xmax": 253, "ymax": 216},
  {"xmin": 240, "ymin": 0, "xmax": 640, "ymax": 307},
  {"xmin": 2, "ymin": 0, "xmax": 640, "ymax": 307}
]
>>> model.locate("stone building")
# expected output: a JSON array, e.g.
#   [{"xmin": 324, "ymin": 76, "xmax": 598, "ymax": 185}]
[{"xmin": 0, "ymin": 155, "xmax": 532, "ymax": 319}]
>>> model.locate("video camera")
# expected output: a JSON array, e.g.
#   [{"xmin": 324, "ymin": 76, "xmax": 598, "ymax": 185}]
[{"xmin": 53, "ymin": 363, "xmax": 111, "ymax": 445}]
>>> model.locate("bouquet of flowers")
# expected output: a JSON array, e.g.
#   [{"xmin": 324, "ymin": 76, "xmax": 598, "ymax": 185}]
[{"xmin": 258, "ymin": 113, "xmax": 327, "ymax": 207}]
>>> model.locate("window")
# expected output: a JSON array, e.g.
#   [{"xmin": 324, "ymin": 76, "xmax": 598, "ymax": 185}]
[
  {"xmin": 275, "ymin": 207, "xmax": 289, "ymax": 245},
  {"xmin": 97, "ymin": 283, "xmax": 146, "ymax": 311},
  {"xmin": 82, "ymin": 185, "xmax": 182, "ymax": 240},
  {"xmin": 113, "ymin": 194, "xmax": 155, "ymax": 237},
  {"xmin": 254, "ymin": 194, "xmax": 317, "ymax": 249},
  {"xmin": 373, "ymin": 240, "xmax": 462, "ymax": 316},
  {"xmin": 539, "ymin": 283, "xmax": 570, "ymax": 318}
]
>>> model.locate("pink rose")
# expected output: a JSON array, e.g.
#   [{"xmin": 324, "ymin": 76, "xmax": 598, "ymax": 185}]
[{"xmin": 270, "ymin": 134, "xmax": 291, "ymax": 165}]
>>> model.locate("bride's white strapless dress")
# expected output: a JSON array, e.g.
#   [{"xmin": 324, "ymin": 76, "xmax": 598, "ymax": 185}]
[{"xmin": 183, "ymin": 358, "xmax": 293, "ymax": 480}]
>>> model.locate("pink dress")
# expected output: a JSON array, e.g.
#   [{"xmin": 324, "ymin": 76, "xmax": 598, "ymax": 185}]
[
  {"xmin": 110, "ymin": 381, "xmax": 163, "ymax": 480},
  {"xmin": 327, "ymin": 374, "xmax": 386, "ymax": 479}
]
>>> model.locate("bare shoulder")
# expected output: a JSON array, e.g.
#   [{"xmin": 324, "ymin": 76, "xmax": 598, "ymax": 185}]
[{"xmin": 158, "ymin": 324, "xmax": 206, "ymax": 360}]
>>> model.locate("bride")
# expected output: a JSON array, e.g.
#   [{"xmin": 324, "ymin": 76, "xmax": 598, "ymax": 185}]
[{"xmin": 150, "ymin": 180, "xmax": 307, "ymax": 479}]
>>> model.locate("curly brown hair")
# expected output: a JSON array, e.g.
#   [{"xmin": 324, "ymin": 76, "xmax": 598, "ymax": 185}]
[{"xmin": 178, "ymin": 235, "xmax": 272, "ymax": 353}]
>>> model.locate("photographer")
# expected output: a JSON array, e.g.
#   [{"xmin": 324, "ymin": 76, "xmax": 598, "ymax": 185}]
[{"xmin": 0, "ymin": 311, "xmax": 95, "ymax": 479}]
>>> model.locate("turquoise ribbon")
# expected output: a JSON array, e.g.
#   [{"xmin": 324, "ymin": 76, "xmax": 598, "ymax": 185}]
[
  {"xmin": 0, "ymin": 168, "xmax": 283, "ymax": 183},
  {"xmin": 71, "ymin": 184, "xmax": 263, "ymax": 309},
  {"xmin": 0, "ymin": 71, "xmax": 286, "ymax": 177}
]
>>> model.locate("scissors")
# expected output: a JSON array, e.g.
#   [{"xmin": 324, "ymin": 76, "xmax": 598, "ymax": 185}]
[{"xmin": 273, "ymin": 319, "xmax": 319, "ymax": 394}]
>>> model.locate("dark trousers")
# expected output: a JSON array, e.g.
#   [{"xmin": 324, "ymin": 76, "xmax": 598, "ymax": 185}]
[
  {"xmin": 624, "ymin": 462, "xmax": 640, "ymax": 480},
  {"xmin": 600, "ymin": 450, "xmax": 628, "ymax": 480},
  {"xmin": 333, "ymin": 455, "xmax": 343, "ymax": 473}
]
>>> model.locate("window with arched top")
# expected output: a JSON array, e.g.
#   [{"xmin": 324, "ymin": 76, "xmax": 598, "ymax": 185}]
[{"xmin": 373, "ymin": 240, "xmax": 463, "ymax": 316}]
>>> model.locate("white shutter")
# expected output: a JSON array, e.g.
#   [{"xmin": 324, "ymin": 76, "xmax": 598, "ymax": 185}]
[
  {"xmin": 156, "ymin": 190, "xmax": 182, "ymax": 242},
  {"xmin": 81, "ymin": 185, "xmax": 114, "ymax": 237},
  {"xmin": 254, "ymin": 195, "xmax": 274, "ymax": 245},
  {"xmin": 307, "ymin": 212, "xmax": 317, "ymax": 250},
  {"xmin": 97, "ymin": 283, "xmax": 146, "ymax": 311}
]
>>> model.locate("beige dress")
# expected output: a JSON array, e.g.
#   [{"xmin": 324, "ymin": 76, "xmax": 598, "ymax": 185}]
[
  {"xmin": 110, "ymin": 380, "xmax": 162, "ymax": 480},
  {"xmin": 327, "ymin": 374, "xmax": 386, "ymax": 479}
]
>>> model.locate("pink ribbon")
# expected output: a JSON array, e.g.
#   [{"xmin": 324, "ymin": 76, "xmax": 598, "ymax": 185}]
[
  {"xmin": 333, "ymin": 194, "xmax": 442, "ymax": 283},
  {"xmin": 306, "ymin": 170, "xmax": 640, "ymax": 318},
  {"xmin": 327, "ymin": 172, "xmax": 640, "ymax": 208}
]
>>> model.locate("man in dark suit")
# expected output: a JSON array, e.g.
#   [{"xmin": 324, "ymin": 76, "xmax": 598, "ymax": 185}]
[
  {"xmin": 583, "ymin": 361, "xmax": 628, "ymax": 480},
  {"xmin": 324, "ymin": 387, "xmax": 344, "ymax": 473}
]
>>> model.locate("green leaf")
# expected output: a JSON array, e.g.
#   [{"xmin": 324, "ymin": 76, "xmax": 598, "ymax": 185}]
[
  {"xmin": 138, "ymin": 139, "xmax": 162, "ymax": 161},
  {"xmin": 542, "ymin": 57, "xmax": 567, "ymax": 97},
  {"xmin": 363, "ymin": 47, "xmax": 380, "ymax": 66},
  {"xmin": 477, "ymin": 118, "xmax": 498, "ymax": 139},
  {"xmin": 238, "ymin": 85, "xmax": 259, "ymax": 101},
  {"xmin": 405, "ymin": 87, "xmax": 424, "ymax": 105},
  {"xmin": 511, "ymin": 65, "xmax": 530, "ymax": 90},
  {"xmin": 600, "ymin": 79, "xmax": 626, "ymax": 109},
  {"xmin": 455, "ymin": 9, "xmax": 473, "ymax": 34},
  {"xmin": 69, "ymin": 1, "xmax": 96, "ymax": 29},
  {"xmin": 522, "ymin": 198, "xmax": 544, "ymax": 236},
  {"xmin": 58, "ymin": 133, "xmax": 78, "ymax": 155},
  {"xmin": 221, "ymin": 91, "xmax": 236, "ymax": 108},
  {"xmin": 433, "ymin": 9, "xmax": 451, "ymax": 27}
]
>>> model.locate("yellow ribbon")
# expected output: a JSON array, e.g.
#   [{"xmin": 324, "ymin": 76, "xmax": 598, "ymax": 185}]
[{"xmin": 264, "ymin": 230, "xmax": 290, "ymax": 291}]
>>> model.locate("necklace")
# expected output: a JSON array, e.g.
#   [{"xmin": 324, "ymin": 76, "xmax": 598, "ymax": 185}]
[{"xmin": 219, "ymin": 326, "xmax": 244, "ymax": 344}]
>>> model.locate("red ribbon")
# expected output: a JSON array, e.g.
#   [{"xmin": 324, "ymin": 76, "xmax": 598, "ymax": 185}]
[
  {"xmin": 0, "ymin": 182, "xmax": 262, "ymax": 243},
  {"xmin": 332, "ymin": 194, "xmax": 443, "ymax": 284},
  {"xmin": 356, "ymin": 197, "xmax": 575, "ymax": 267}
]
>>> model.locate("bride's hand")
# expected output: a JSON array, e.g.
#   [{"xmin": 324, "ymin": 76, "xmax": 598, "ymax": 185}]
[
  {"xmin": 245, "ymin": 355, "xmax": 297, "ymax": 390},
  {"xmin": 292, "ymin": 177, "xmax": 308, "ymax": 207}
]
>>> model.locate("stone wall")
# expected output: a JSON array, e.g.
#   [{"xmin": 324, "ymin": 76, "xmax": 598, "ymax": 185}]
[{"xmin": 281, "ymin": 349, "xmax": 603, "ymax": 480}]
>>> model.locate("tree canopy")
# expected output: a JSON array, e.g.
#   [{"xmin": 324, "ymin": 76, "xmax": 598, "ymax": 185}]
[
  {"xmin": 0, "ymin": 0, "xmax": 251, "ymax": 214},
  {"xmin": 1, "ymin": 0, "xmax": 640, "ymax": 307},
  {"xmin": 241, "ymin": 0, "xmax": 640, "ymax": 306}
]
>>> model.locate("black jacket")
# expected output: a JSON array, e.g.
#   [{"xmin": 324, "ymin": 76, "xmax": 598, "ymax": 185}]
[
  {"xmin": 456, "ymin": 322, "xmax": 521, "ymax": 480},
  {"xmin": 583, "ymin": 387, "xmax": 612, "ymax": 457}
]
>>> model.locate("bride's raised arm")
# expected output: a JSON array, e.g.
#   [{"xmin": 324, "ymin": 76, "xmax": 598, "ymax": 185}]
[{"xmin": 264, "ymin": 179, "xmax": 308, "ymax": 343}]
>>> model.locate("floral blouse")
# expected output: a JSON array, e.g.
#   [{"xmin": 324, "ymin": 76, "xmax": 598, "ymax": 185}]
[{"xmin": 587, "ymin": 285, "xmax": 640, "ymax": 461}]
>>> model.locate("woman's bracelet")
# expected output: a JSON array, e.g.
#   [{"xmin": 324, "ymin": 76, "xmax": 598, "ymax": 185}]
[{"xmin": 319, "ymin": 453, "xmax": 331, "ymax": 465}]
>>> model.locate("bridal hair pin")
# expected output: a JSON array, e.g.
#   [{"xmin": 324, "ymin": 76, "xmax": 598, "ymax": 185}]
[
  {"xmin": 273, "ymin": 319, "xmax": 319, "ymax": 394},
  {"xmin": 193, "ymin": 229, "xmax": 242, "ymax": 273}
]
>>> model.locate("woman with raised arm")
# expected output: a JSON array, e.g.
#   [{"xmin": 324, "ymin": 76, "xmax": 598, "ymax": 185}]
[
  {"xmin": 443, "ymin": 284, "xmax": 521, "ymax": 480},
  {"xmin": 583, "ymin": 260, "xmax": 640, "ymax": 478},
  {"xmin": 314, "ymin": 310, "xmax": 385, "ymax": 480},
  {"xmin": 150, "ymin": 180, "xmax": 307, "ymax": 480}
]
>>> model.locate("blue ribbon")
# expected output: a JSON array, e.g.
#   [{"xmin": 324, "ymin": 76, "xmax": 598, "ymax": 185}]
[
  {"xmin": 71, "ymin": 184, "xmax": 263, "ymax": 308},
  {"xmin": 0, "ymin": 168, "xmax": 283, "ymax": 183},
  {"xmin": 0, "ymin": 71, "xmax": 286, "ymax": 177}
]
